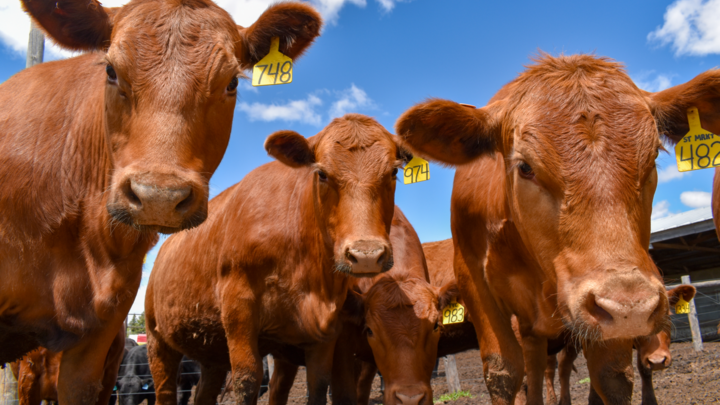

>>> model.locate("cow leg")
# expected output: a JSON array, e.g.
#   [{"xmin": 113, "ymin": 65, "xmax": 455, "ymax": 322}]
[
  {"xmin": 304, "ymin": 342, "xmax": 336, "ymax": 405},
  {"xmin": 637, "ymin": 351, "xmax": 657, "ymax": 405},
  {"xmin": 147, "ymin": 332, "xmax": 183, "ymax": 405},
  {"xmin": 557, "ymin": 344, "xmax": 578, "ymax": 405},
  {"xmin": 57, "ymin": 317, "xmax": 127, "ymax": 405},
  {"xmin": 520, "ymin": 335, "xmax": 547, "ymax": 405},
  {"xmin": 356, "ymin": 361, "xmax": 378, "ymax": 405},
  {"xmin": 17, "ymin": 363, "xmax": 39, "ymax": 405},
  {"xmin": 330, "ymin": 332, "xmax": 358, "ymax": 405},
  {"xmin": 544, "ymin": 354, "xmax": 558, "ymax": 405},
  {"xmin": 454, "ymin": 250, "xmax": 524, "ymax": 405},
  {"xmin": 267, "ymin": 356, "xmax": 299, "ymax": 405},
  {"xmin": 584, "ymin": 339, "xmax": 633, "ymax": 405},
  {"xmin": 97, "ymin": 329, "xmax": 126, "ymax": 405},
  {"xmin": 193, "ymin": 364, "xmax": 227, "ymax": 405}
]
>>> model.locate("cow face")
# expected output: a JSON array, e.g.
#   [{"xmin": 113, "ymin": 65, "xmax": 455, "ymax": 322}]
[
  {"xmin": 636, "ymin": 284, "xmax": 697, "ymax": 371},
  {"xmin": 345, "ymin": 276, "xmax": 459, "ymax": 405},
  {"xmin": 396, "ymin": 54, "xmax": 720, "ymax": 340},
  {"xmin": 22, "ymin": 0, "xmax": 321, "ymax": 233},
  {"xmin": 265, "ymin": 115, "xmax": 412, "ymax": 276}
]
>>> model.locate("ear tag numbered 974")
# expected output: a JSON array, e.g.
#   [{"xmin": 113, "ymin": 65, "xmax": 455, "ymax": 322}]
[
  {"xmin": 675, "ymin": 107, "xmax": 720, "ymax": 172},
  {"xmin": 252, "ymin": 37, "xmax": 293, "ymax": 87},
  {"xmin": 675, "ymin": 296, "xmax": 690, "ymax": 314},
  {"xmin": 442, "ymin": 299, "xmax": 465, "ymax": 325},
  {"xmin": 403, "ymin": 156, "xmax": 430, "ymax": 185}
]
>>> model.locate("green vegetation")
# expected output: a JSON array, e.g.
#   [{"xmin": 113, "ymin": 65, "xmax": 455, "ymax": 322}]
[
  {"xmin": 434, "ymin": 390, "xmax": 474, "ymax": 403},
  {"xmin": 578, "ymin": 377, "xmax": 591, "ymax": 384},
  {"xmin": 128, "ymin": 312, "xmax": 146, "ymax": 334}
]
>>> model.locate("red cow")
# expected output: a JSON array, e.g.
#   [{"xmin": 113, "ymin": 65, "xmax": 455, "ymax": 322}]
[
  {"xmin": 545, "ymin": 284, "xmax": 696, "ymax": 405},
  {"xmin": 396, "ymin": 54, "xmax": 720, "ymax": 404},
  {"xmin": 146, "ymin": 115, "xmax": 410, "ymax": 405},
  {"xmin": 0, "ymin": 1, "xmax": 320, "ymax": 403}
]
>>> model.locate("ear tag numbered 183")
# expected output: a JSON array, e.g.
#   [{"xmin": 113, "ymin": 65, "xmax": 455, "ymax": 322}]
[
  {"xmin": 675, "ymin": 296, "xmax": 690, "ymax": 314},
  {"xmin": 442, "ymin": 299, "xmax": 465, "ymax": 325},
  {"xmin": 403, "ymin": 156, "xmax": 430, "ymax": 185},
  {"xmin": 675, "ymin": 107, "xmax": 720, "ymax": 172},
  {"xmin": 252, "ymin": 37, "xmax": 293, "ymax": 87}
]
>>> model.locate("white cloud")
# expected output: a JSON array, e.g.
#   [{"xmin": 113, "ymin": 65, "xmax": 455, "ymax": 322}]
[
  {"xmin": 238, "ymin": 94, "xmax": 324, "ymax": 125},
  {"xmin": 237, "ymin": 84, "xmax": 376, "ymax": 125},
  {"xmin": 130, "ymin": 283, "xmax": 147, "ymax": 314},
  {"xmin": 657, "ymin": 164, "xmax": 685, "ymax": 183},
  {"xmin": 329, "ymin": 84, "xmax": 375, "ymax": 118},
  {"xmin": 648, "ymin": 0, "xmax": 720, "ymax": 56},
  {"xmin": 680, "ymin": 190, "xmax": 712, "ymax": 208},
  {"xmin": 652, "ymin": 200, "xmax": 672, "ymax": 220},
  {"xmin": 633, "ymin": 71, "xmax": 674, "ymax": 92},
  {"xmin": 0, "ymin": 0, "xmax": 411, "ymax": 59}
]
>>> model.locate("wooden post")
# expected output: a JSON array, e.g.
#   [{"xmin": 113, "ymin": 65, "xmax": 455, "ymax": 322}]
[
  {"xmin": 443, "ymin": 355, "xmax": 461, "ymax": 393},
  {"xmin": 0, "ymin": 365, "xmax": 18, "ymax": 405},
  {"xmin": 26, "ymin": 22, "xmax": 44, "ymax": 68},
  {"xmin": 266, "ymin": 354, "xmax": 274, "ymax": 380},
  {"xmin": 681, "ymin": 275, "xmax": 703, "ymax": 352}
]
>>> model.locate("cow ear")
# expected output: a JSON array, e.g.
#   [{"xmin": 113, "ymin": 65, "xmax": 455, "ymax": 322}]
[
  {"xmin": 436, "ymin": 281, "xmax": 461, "ymax": 312},
  {"xmin": 667, "ymin": 284, "xmax": 696, "ymax": 307},
  {"xmin": 392, "ymin": 135, "xmax": 414, "ymax": 165},
  {"xmin": 342, "ymin": 288, "xmax": 365, "ymax": 325},
  {"xmin": 236, "ymin": 2, "xmax": 322, "ymax": 71},
  {"xmin": 395, "ymin": 99, "xmax": 502, "ymax": 165},
  {"xmin": 265, "ymin": 130, "xmax": 316, "ymax": 168},
  {"xmin": 648, "ymin": 70, "xmax": 720, "ymax": 144},
  {"xmin": 21, "ymin": 0, "xmax": 116, "ymax": 52}
]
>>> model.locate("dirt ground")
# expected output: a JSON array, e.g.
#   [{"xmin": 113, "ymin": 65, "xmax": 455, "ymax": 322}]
[{"xmin": 241, "ymin": 341, "xmax": 720, "ymax": 405}]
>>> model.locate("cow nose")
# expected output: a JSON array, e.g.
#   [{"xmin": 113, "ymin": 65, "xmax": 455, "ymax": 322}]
[
  {"xmin": 395, "ymin": 392, "xmax": 425, "ymax": 405},
  {"xmin": 126, "ymin": 180, "xmax": 194, "ymax": 213},
  {"xmin": 344, "ymin": 240, "xmax": 392, "ymax": 275},
  {"xmin": 647, "ymin": 355, "xmax": 668, "ymax": 369}
]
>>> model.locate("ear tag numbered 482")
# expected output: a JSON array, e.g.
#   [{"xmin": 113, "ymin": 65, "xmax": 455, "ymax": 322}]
[
  {"xmin": 252, "ymin": 37, "xmax": 293, "ymax": 87},
  {"xmin": 442, "ymin": 299, "xmax": 465, "ymax": 325},
  {"xmin": 675, "ymin": 296, "xmax": 690, "ymax": 314},
  {"xmin": 403, "ymin": 156, "xmax": 430, "ymax": 185},
  {"xmin": 675, "ymin": 107, "xmax": 720, "ymax": 172}
]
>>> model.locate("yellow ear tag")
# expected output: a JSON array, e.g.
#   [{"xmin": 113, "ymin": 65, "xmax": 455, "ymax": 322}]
[
  {"xmin": 252, "ymin": 37, "xmax": 293, "ymax": 87},
  {"xmin": 675, "ymin": 107, "xmax": 720, "ymax": 172},
  {"xmin": 675, "ymin": 296, "xmax": 690, "ymax": 314},
  {"xmin": 143, "ymin": 255, "xmax": 147, "ymax": 264},
  {"xmin": 442, "ymin": 299, "xmax": 465, "ymax": 325},
  {"xmin": 403, "ymin": 156, "xmax": 430, "ymax": 185}
]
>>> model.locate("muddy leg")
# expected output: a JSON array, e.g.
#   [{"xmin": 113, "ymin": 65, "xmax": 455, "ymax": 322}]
[
  {"xmin": 305, "ymin": 342, "xmax": 337, "ymax": 405},
  {"xmin": 147, "ymin": 332, "xmax": 183, "ymax": 405},
  {"xmin": 584, "ymin": 339, "xmax": 633, "ymax": 405},
  {"xmin": 557, "ymin": 344, "xmax": 578, "ymax": 405},
  {"xmin": 544, "ymin": 355, "xmax": 558, "ymax": 405},
  {"xmin": 267, "ymin": 356, "xmax": 299, "ymax": 405}
]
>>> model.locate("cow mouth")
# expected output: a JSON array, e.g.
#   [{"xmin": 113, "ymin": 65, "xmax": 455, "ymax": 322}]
[{"xmin": 107, "ymin": 204, "xmax": 207, "ymax": 234}]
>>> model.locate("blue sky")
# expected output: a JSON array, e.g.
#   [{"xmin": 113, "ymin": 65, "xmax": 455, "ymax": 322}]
[{"xmin": 2, "ymin": 0, "xmax": 720, "ymax": 313}]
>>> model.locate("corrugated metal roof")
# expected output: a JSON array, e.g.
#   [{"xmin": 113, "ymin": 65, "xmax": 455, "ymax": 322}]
[{"xmin": 650, "ymin": 207, "xmax": 715, "ymax": 243}]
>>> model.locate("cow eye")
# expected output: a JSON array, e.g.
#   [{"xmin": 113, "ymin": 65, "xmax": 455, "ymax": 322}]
[
  {"xmin": 519, "ymin": 162, "xmax": 534, "ymax": 179},
  {"xmin": 106, "ymin": 64, "xmax": 117, "ymax": 83},
  {"xmin": 318, "ymin": 170, "xmax": 328, "ymax": 182},
  {"xmin": 391, "ymin": 168, "xmax": 398, "ymax": 179},
  {"xmin": 227, "ymin": 77, "xmax": 239, "ymax": 93},
  {"xmin": 364, "ymin": 327, "xmax": 373, "ymax": 337}
]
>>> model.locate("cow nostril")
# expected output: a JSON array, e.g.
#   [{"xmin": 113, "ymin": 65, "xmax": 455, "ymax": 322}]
[
  {"xmin": 587, "ymin": 294, "xmax": 613, "ymax": 323},
  {"xmin": 346, "ymin": 250, "xmax": 359, "ymax": 264},
  {"xmin": 122, "ymin": 181, "xmax": 142, "ymax": 208},
  {"xmin": 175, "ymin": 189, "xmax": 194, "ymax": 213}
]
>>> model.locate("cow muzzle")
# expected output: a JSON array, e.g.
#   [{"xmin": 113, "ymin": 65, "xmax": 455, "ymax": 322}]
[
  {"xmin": 386, "ymin": 385, "xmax": 432, "ymax": 405},
  {"xmin": 336, "ymin": 239, "xmax": 393, "ymax": 277},
  {"xmin": 107, "ymin": 171, "xmax": 208, "ymax": 233},
  {"xmin": 570, "ymin": 268, "xmax": 667, "ymax": 340}
]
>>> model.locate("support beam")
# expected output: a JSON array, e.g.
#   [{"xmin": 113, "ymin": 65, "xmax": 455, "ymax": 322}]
[
  {"xmin": 0, "ymin": 365, "xmax": 18, "ymax": 405},
  {"xmin": 443, "ymin": 355, "xmax": 461, "ymax": 393},
  {"xmin": 26, "ymin": 22, "xmax": 45, "ymax": 68},
  {"xmin": 651, "ymin": 242, "xmax": 720, "ymax": 254},
  {"xmin": 681, "ymin": 275, "xmax": 704, "ymax": 352}
]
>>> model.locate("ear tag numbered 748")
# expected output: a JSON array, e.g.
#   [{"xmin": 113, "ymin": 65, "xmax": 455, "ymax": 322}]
[
  {"xmin": 442, "ymin": 299, "xmax": 465, "ymax": 325},
  {"xmin": 252, "ymin": 37, "xmax": 293, "ymax": 87},
  {"xmin": 403, "ymin": 156, "xmax": 430, "ymax": 185},
  {"xmin": 675, "ymin": 296, "xmax": 690, "ymax": 314},
  {"xmin": 675, "ymin": 107, "xmax": 720, "ymax": 172}
]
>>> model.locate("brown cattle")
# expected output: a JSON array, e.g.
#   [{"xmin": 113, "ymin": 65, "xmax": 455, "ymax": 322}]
[
  {"xmin": 9, "ymin": 329, "xmax": 125, "ymax": 405},
  {"xmin": 146, "ymin": 115, "xmax": 410, "ymax": 405},
  {"xmin": 545, "ymin": 284, "xmax": 696, "ymax": 405},
  {"xmin": 396, "ymin": 54, "xmax": 720, "ymax": 404},
  {"xmin": 267, "ymin": 207, "xmax": 454, "ymax": 405},
  {"xmin": 0, "ymin": 1, "xmax": 320, "ymax": 403}
]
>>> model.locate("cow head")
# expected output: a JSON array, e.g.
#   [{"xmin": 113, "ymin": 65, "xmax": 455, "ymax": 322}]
[
  {"xmin": 22, "ymin": 0, "xmax": 321, "ymax": 233},
  {"xmin": 345, "ymin": 275, "xmax": 460, "ymax": 405},
  {"xmin": 396, "ymin": 54, "xmax": 720, "ymax": 340},
  {"xmin": 265, "ymin": 115, "xmax": 412, "ymax": 276}
]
